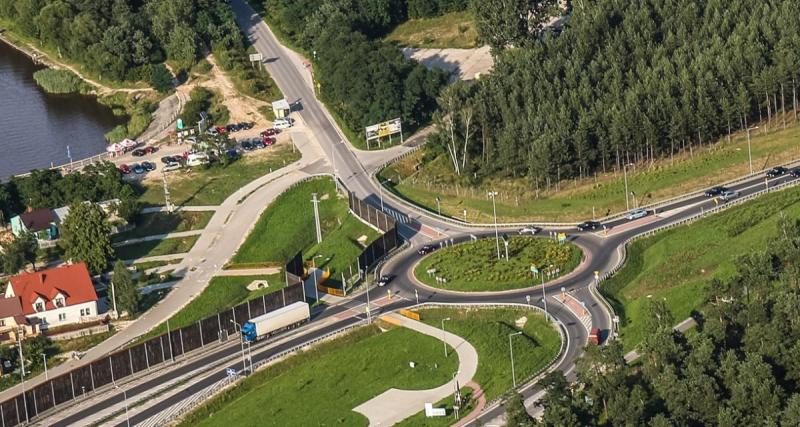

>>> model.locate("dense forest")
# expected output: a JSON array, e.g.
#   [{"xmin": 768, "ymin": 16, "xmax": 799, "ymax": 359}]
[
  {"xmin": 432, "ymin": 0, "xmax": 800, "ymax": 184},
  {"xmin": 510, "ymin": 217, "xmax": 800, "ymax": 426},
  {"xmin": 264, "ymin": 0, "xmax": 450, "ymax": 138},
  {"xmin": 0, "ymin": 0, "xmax": 252, "ymax": 86}
]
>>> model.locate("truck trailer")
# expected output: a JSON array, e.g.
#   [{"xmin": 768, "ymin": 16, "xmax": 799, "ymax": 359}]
[{"xmin": 241, "ymin": 301, "xmax": 310, "ymax": 342}]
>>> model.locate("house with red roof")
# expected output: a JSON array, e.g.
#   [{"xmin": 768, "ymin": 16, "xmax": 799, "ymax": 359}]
[{"xmin": 1, "ymin": 263, "xmax": 99, "ymax": 333}]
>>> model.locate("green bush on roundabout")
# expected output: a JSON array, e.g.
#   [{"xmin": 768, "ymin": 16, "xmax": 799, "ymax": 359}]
[{"xmin": 414, "ymin": 236, "xmax": 582, "ymax": 292}]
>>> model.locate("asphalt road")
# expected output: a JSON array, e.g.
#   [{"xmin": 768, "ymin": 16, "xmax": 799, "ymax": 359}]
[{"xmin": 25, "ymin": 1, "xmax": 800, "ymax": 424}]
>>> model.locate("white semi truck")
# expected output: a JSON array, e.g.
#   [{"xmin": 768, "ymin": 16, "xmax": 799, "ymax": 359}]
[{"xmin": 241, "ymin": 301, "xmax": 310, "ymax": 342}]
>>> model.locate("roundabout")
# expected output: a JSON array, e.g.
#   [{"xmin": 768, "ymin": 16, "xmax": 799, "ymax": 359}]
[{"xmin": 413, "ymin": 236, "xmax": 583, "ymax": 293}]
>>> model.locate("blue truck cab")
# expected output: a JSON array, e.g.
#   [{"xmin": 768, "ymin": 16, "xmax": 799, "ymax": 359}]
[{"xmin": 241, "ymin": 322, "xmax": 258, "ymax": 342}]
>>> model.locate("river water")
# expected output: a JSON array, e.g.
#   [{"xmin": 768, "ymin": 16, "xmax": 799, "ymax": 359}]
[{"xmin": 0, "ymin": 40, "xmax": 124, "ymax": 180}]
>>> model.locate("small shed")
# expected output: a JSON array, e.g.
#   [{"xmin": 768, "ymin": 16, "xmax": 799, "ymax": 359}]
[{"xmin": 272, "ymin": 99, "xmax": 291, "ymax": 119}]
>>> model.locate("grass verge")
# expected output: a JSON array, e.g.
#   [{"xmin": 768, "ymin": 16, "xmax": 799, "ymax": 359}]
[
  {"xmin": 115, "ymin": 236, "xmax": 199, "ymax": 261},
  {"xmin": 113, "ymin": 211, "xmax": 213, "ymax": 242},
  {"xmin": 601, "ymin": 184, "xmax": 800, "ymax": 351},
  {"xmin": 230, "ymin": 177, "xmax": 379, "ymax": 285},
  {"xmin": 386, "ymin": 11, "xmax": 478, "ymax": 49},
  {"xmin": 178, "ymin": 324, "xmax": 459, "ymax": 426},
  {"xmin": 414, "ymin": 237, "xmax": 582, "ymax": 292},
  {"xmin": 380, "ymin": 121, "xmax": 800, "ymax": 222},
  {"xmin": 136, "ymin": 145, "xmax": 301, "ymax": 206},
  {"xmin": 416, "ymin": 307, "xmax": 561, "ymax": 400}
]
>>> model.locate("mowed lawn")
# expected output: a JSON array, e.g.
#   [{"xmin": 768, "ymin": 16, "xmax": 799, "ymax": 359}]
[
  {"xmin": 113, "ymin": 211, "xmax": 213, "ymax": 242},
  {"xmin": 386, "ymin": 11, "xmax": 478, "ymax": 49},
  {"xmin": 414, "ymin": 237, "xmax": 582, "ymax": 292},
  {"xmin": 137, "ymin": 145, "xmax": 300, "ymax": 206},
  {"xmin": 231, "ymin": 177, "xmax": 379, "ymax": 284},
  {"xmin": 179, "ymin": 325, "xmax": 459, "ymax": 427},
  {"xmin": 416, "ymin": 308, "xmax": 561, "ymax": 400},
  {"xmin": 603, "ymin": 184, "xmax": 800, "ymax": 351},
  {"xmin": 142, "ymin": 274, "xmax": 285, "ymax": 340},
  {"xmin": 381, "ymin": 123, "xmax": 800, "ymax": 222},
  {"xmin": 114, "ymin": 235, "xmax": 199, "ymax": 261}
]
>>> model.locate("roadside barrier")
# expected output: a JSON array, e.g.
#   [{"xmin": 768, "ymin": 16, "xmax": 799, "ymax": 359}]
[{"xmin": 398, "ymin": 309, "xmax": 420, "ymax": 321}]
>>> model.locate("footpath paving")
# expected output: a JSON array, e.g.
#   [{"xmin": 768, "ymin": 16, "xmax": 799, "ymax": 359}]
[
  {"xmin": 141, "ymin": 205, "xmax": 219, "ymax": 214},
  {"xmin": 353, "ymin": 312, "xmax": 478, "ymax": 426},
  {"xmin": 215, "ymin": 267, "xmax": 282, "ymax": 276},
  {"xmin": 112, "ymin": 230, "xmax": 204, "ymax": 247},
  {"xmin": 453, "ymin": 381, "xmax": 487, "ymax": 427}
]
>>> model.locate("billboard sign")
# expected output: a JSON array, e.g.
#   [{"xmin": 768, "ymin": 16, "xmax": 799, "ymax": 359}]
[{"xmin": 365, "ymin": 118, "xmax": 402, "ymax": 147}]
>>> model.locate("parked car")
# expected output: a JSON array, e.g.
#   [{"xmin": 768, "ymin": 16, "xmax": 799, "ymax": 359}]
[
  {"xmin": 142, "ymin": 161, "xmax": 156, "ymax": 172},
  {"xmin": 132, "ymin": 164, "xmax": 145, "ymax": 174},
  {"xmin": 261, "ymin": 128, "xmax": 278, "ymax": 136},
  {"xmin": 162, "ymin": 163, "xmax": 183, "ymax": 172},
  {"xmin": 626, "ymin": 209, "xmax": 648, "ymax": 220},
  {"xmin": 226, "ymin": 148, "xmax": 240, "ymax": 159},
  {"xmin": 377, "ymin": 274, "xmax": 394, "ymax": 287},
  {"xmin": 187, "ymin": 153, "xmax": 210, "ymax": 167},
  {"xmin": 766, "ymin": 166, "xmax": 788, "ymax": 178},
  {"xmin": 226, "ymin": 124, "xmax": 238, "ymax": 133},
  {"xmin": 215, "ymin": 126, "xmax": 227, "ymax": 134},
  {"xmin": 241, "ymin": 140, "xmax": 254, "ymax": 151},
  {"xmin": 790, "ymin": 168, "xmax": 800, "ymax": 178},
  {"xmin": 238, "ymin": 122, "xmax": 253, "ymax": 130},
  {"xmin": 118, "ymin": 164, "xmax": 131, "ymax": 174},
  {"xmin": 518, "ymin": 226, "xmax": 541, "ymax": 235},
  {"xmin": 262, "ymin": 136, "xmax": 276, "ymax": 146},
  {"xmin": 417, "ymin": 245, "xmax": 436, "ymax": 255},
  {"xmin": 273, "ymin": 118, "xmax": 293, "ymax": 129},
  {"xmin": 144, "ymin": 146, "xmax": 158, "ymax": 154},
  {"xmin": 161, "ymin": 156, "xmax": 175, "ymax": 165},
  {"xmin": 720, "ymin": 190, "xmax": 740, "ymax": 201},
  {"xmin": 577, "ymin": 221, "xmax": 603, "ymax": 231},
  {"xmin": 703, "ymin": 186, "xmax": 728, "ymax": 197},
  {"xmin": 131, "ymin": 148, "xmax": 146, "ymax": 157},
  {"xmin": 206, "ymin": 127, "xmax": 219, "ymax": 136},
  {"xmin": 252, "ymin": 139, "xmax": 266, "ymax": 149}
]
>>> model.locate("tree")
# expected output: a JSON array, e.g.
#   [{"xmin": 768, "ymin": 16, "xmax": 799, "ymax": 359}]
[
  {"xmin": 505, "ymin": 392, "xmax": 534, "ymax": 427},
  {"xmin": 0, "ymin": 232, "xmax": 38, "ymax": 274},
  {"xmin": 59, "ymin": 202, "xmax": 114, "ymax": 274},
  {"xmin": 112, "ymin": 260, "xmax": 138, "ymax": 316},
  {"xmin": 149, "ymin": 63, "xmax": 173, "ymax": 93}
]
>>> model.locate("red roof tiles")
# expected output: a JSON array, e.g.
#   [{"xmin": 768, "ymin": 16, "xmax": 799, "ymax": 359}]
[{"xmin": 7, "ymin": 263, "xmax": 97, "ymax": 315}]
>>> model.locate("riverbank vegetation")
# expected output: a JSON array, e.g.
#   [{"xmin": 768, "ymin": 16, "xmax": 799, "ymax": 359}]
[
  {"xmin": 100, "ymin": 92, "xmax": 158, "ymax": 143},
  {"xmin": 262, "ymin": 0, "xmax": 451, "ymax": 148},
  {"xmin": 32, "ymin": 69, "xmax": 90, "ymax": 94},
  {"xmin": 534, "ymin": 215, "xmax": 800, "ymax": 426},
  {"xmin": 417, "ymin": 0, "xmax": 800, "ymax": 194}
]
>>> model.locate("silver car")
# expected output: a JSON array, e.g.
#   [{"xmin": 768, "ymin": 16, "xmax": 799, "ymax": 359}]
[
  {"xmin": 626, "ymin": 209, "xmax": 648, "ymax": 220},
  {"xmin": 720, "ymin": 190, "xmax": 740, "ymax": 201}
]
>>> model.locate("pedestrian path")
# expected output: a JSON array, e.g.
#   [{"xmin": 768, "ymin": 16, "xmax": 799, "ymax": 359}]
[
  {"xmin": 215, "ymin": 267, "xmax": 282, "ymax": 276},
  {"xmin": 141, "ymin": 205, "xmax": 219, "ymax": 214},
  {"xmin": 554, "ymin": 294, "xmax": 592, "ymax": 333},
  {"xmin": 353, "ymin": 312, "xmax": 478, "ymax": 426},
  {"xmin": 124, "ymin": 253, "xmax": 188, "ymax": 264},
  {"xmin": 453, "ymin": 381, "xmax": 487, "ymax": 427},
  {"xmin": 113, "ymin": 230, "xmax": 204, "ymax": 247}
]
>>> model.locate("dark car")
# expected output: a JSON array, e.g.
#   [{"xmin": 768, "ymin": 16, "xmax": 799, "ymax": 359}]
[
  {"xmin": 252, "ymin": 139, "xmax": 266, "ymax": 149},
  {"xmin": 417, "ymin": 245, "xmax": 436, "ymax": 255},
  {"xmin": 132, "ymin": 164, "xmax": 145, "ymax": 174},
  {"xmin": 161, "ymin": 156, "xmax": 177, "ymax": 165},
  {"xmin": 377, "ymin": 274, "xmax": 394, "ymax": 287},
  {"xmin": 703, "ymin": 186, "xmax": 728, "ymax": 197},
  {"xmin": 226, "ymin": 124, "xmax": 238, "ymax": 133},
  {"xmin": 577, "ymin": 221, "xmax": 602, "ymax": 231},
  {"xmin": 225, "ymin": 148, "xmax": 239, "ymax": 158},
  {"xmin": 239, "ymin": 122, "xmax": 253, "ymax": 130},
  {"xmin": 766, "ymin": 166, "xmax": 788, "ymax": 178},
  {"xmin": 118, "ymin": 164, "xmax": 131, "ymax": 174},
  {"xmin": 241, "ymin": 140, "xmax": 254, "ymax": 151},
  {"xmin": 142, "ymin": 161, "xmax": 156, "ymax": 171},
  {"xmin": 790, "ymin": 168, "xmax": 800, "ymax": 178},
  {"xmin": 131, "ymin": 148, "xmax": 146, "ymax": 157}
]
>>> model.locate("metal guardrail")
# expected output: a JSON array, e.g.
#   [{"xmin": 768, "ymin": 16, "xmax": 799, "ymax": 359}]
[{"xmin": 374, "ymin": 147, "xmax": 800, "ymax": 229}]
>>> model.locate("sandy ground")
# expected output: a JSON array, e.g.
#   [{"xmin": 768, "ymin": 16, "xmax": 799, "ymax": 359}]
[{"xmin": 402, "ymin": 46, "xmax": 494, "ymax": 81}]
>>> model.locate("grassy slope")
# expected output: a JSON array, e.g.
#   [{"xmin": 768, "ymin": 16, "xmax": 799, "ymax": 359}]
[
  {"xmin": 136, "ymin": 145, "xmax": 300, "ymax": 206},
  {"xmin": 603, "ymin": 184, "xmax": 800, "ymax": 350},
  {"xmin": 179, "ymin": 325, "xmax": 459, "ymax": 427},
  {"xmin": 417, "ymin": 308, "xmax": 561, "ymax": 400},
  {"xmin": 114, "ymin": 236, "xmax": 199, "ymax": 260},
  {"xmin": 113, "ymin": 211, "xmax": 213, "ymax": 242},
  {"xmin": 414, "ymin": 237, "xmax": 582, "ymax": 292},
  {"xmin": 231, "ymin": 177, "xmax": 379, "ymax": 282},
  {"xmin": 381, "ymin": 122, "xmax": 800, "ymax": 222},
  {"xmin": 143, "ymin": 274, "xmax": 285, "ymax": 340},
  {"xmin": 386, "ymin": 11, "xmax": 478, "ymax": 49}
]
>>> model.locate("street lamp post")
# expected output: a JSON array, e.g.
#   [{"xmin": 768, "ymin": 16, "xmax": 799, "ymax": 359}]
[
  {"xmin": 414, "ymin": 289, "xmax": 419, "ymax": 306},
  {"xmin": 746, "ymin": 126, "xmax": 759, "ymax": 174},
  {"xmin": 17, "ymin": 329, "xmax": 29, "ymax": 424},
  {"xmin": 110, "ymin": 278, "xmax": 119, "ymax": 319},
  {"xmin": 43, "ymin": 354, "xmax": 48, "ymax": 380},
  {"xmin": 441, "ymin": 318, "xmax": 451, "ymax": 357},
  {"xmin": 116, "ymin": 386, "xmax": 131, "ymax": 427},
  {"xmin": 488, "ymin": 191, "xmax": 500, "ymax": 260},
  {"xmin": 541, "ymin": 268, "xmax": 549, "ymax": 322},
  {"xmin": 230, "ymin": 320, "xmax": 248, "ymax": 374},
  {"xmin": 508, "ymin": 331, "xmax": 523, "ymax": 387}
]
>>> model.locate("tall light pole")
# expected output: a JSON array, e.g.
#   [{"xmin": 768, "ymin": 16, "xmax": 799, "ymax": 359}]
[
  {"xmin": 623, "ymin": 164, "xmax": 632, "ymax": 211},
  {"xmin": 42, "ymin": 354, "xmax": 48, "ymax": 380},
  {"xmin": 441, "ymin": 317, "xmax": 451, "ymax": 357},
  {"xmin": 116, "ymin": 386, "xmax": 131, "ymax": 427},
  {"xmin": 746, "ymin": 126, "xmax": 759, "ymax": 174},
  {"xmin": 541, "ymin": 267, "xmax": 549, "ymax": 322},
  {"xmin": 414, "ymin": 289, "xmax": 419, "ymax": 306},
  {"xmin": 110, "ymin": 278, "xmax": 119, "ymax": 319},
  {"xmin": 508, "ymin": 331, "xmax": 523, "ymax": 387},
  {"xmin": 311, "ymin": 193, "xmax": 322, "ymax": 244},
  {"xmin": 230, "ymin": 320, "xmax": 248, "ymax": 374},
  {"xmin": 488, "ymin": 191, "xmax": 500, "ymax": 260}
]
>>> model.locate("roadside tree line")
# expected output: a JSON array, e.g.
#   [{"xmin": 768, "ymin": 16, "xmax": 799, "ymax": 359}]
[{"xmin": 428, "ymin": 0, "xmax": 800, "ymax": 187}]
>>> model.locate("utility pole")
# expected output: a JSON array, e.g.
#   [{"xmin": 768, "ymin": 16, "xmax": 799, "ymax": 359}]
[
  {"xmin": 162, "ymin": 171, "xmax": 174, "ymax": 213},
  {"xmin": 110, "ymin": 279, "xmax": 119, "ymax": 319},
  {"xmin": 541, "ymin": 268, "xmax": 549, "ymax": 322},
  {"xmin": 623, "ymin": 164, "xmax": 630, "ymax": 211},
  {"xmin": 311, "ymin": 193, "xmax": 322, "ymax": 243},
  {"xmin": 230, "ymin": 320, "xmax": 248, "ymax": 374},
  {"xmin": 746, "ymin": 125, "xmax": 759, "ymax": 174},
  {"xmin": 488, "ymin": 191, "xmax": 500, "ymax": 260}
]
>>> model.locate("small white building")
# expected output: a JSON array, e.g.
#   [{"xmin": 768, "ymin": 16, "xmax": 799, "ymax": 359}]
[
  {"xmin": 2, "ymin": 263, "xmax": 99, "ymax": 331},
  {"xmin": 272, "ymin": 99, "xmax": 291, "ymax": 119}
]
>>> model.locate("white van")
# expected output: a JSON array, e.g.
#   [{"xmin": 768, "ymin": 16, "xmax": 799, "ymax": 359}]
[
  {"xmin": 187, "ymin": 153, "xmax": 210, "ymax": 167},
  {"xmin": 273, "ymin": 118, "xmax": 293, "ymax": 129}
]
